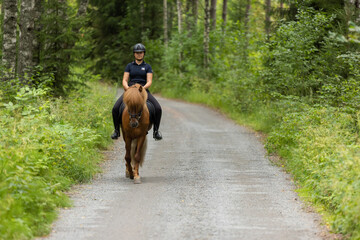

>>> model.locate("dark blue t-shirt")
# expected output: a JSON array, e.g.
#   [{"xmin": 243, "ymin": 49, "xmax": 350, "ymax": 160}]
[{"xmin": 124, "ymin": 61, "xmax": 153, "ymax": 87}]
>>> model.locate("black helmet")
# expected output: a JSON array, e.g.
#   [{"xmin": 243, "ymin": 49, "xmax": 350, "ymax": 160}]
[{"xmin": 133, "ymin": 43, "xmax": 146, "ymax": 53}]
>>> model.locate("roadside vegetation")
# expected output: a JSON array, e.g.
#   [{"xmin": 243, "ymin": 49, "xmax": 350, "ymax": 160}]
[
  {"xmin": 1, "ymin": 0, "xmax": 360, "ymax": 239},
  {"xmin": 150, "ymin": 7, "xmax": 360, "ymax": 240},
  {"xmin": 0, "ymin": 69, "xmax": 114, "ymax": 239}
]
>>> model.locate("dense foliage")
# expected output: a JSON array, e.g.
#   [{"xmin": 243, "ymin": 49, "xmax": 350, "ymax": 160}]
[
  {"xmin": 148, "ymin": 3, "xmax": 360, "ymax": 239},
  {"xmin": 2, "ymin": 0, "xmax": 360, "ymax": 239},
  {"xmin": 0, "ymin": 69, "xmax": 114, "ymax": 239},
  {"xmin": 88, "ymin": 0, "xmax": 163, "ymax": 81}
]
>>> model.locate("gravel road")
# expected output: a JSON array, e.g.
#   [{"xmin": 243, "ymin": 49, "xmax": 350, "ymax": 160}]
[{"xmin": 39, "ymin": 94, "xmax": 329, "ymax": 240}]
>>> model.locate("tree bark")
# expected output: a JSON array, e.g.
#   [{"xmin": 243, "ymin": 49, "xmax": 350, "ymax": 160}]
[
  {"xmin": 222, "ymin": 0, "xmax": 228, "ymax": 28},
  {"xmin": 17, "ymin": 0, "xmax": 36, "ymax": 79},
  {"xmin": 185, "ymin": 0, "xmax": 191, "ymax": 31},
  {"xmin": 210, "ymin": 0, "xmax": 216, "ymax": 30},
  {"xmin": 265, "ymin": 0, "xmax": 271, "ymax": 36},
  {"xmin": 168, "ymin": 1, "xmax": 173, "ymax": 39},
  {"xmin": 164, "ymin": 0, "xmax": 168, "ymax": 46},
  {"xmin": 176, "ymin": 0, "xmax": 182, "ymax": 34},
  {"xmin": 176, "ymin": 0, "xmax": 183, "ymax": 62},
  {"xmin": 1, "ymin": 0, "xmax": 18, "ymax": 74},
  {"xmin": 32, "ymin": 0, "xmax": 42, "ymax": 67},
  {"xmin": 204, "ymin": 0, "xmax": 210, "ymax": 68}
]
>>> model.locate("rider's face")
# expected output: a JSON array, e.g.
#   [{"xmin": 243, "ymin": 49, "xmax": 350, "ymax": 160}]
[{"xmin": 134, "ymin": 52, "xmax": 144, "ymax": 61}]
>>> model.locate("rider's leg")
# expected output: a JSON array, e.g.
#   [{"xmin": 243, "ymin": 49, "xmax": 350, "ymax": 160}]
[
  {"xmin": 111, "ymin": 95, "xmax": 123, "ymax": 139},
  {"xmin": 147, "ymin": 92, "xmax": 162, "ymax": 140}
]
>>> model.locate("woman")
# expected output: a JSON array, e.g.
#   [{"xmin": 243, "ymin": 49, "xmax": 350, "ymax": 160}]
[{"xmin": 111, "ymin": 43, "xmax": 163, "ymax": 140}]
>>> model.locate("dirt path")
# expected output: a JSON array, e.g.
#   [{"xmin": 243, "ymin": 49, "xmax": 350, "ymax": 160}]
[{"xmin": 39, "ymin": 95, "xmax": 330, "ymax": 240}]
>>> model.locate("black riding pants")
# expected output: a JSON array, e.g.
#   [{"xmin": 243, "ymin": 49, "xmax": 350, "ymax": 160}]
[{"xmin": 112, "ymin": 91, "xmax": 162, "ymax": 132}]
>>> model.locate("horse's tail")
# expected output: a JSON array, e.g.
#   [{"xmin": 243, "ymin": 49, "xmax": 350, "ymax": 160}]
[{"xmin": 130, "ymin": 137, "xmax": 147, "ymax": 167}]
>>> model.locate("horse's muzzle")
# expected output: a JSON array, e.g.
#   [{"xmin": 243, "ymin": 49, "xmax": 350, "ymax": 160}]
[{"xmin": 130, "ymin": 120, "xmax": 139, "ymax": 128}]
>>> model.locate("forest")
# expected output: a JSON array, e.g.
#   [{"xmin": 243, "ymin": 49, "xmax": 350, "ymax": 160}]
[{"xmin": 0, "ymin": 0, "xmax": 360, "ymax": 239}]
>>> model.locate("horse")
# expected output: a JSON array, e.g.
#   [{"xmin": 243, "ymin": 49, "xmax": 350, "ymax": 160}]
[{"xmin": 121, "ymin": 84, "xmax": 151, "ymax": 184}]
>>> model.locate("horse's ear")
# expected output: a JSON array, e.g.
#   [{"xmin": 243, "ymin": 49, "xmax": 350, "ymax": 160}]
[{"xmin": 138, "ymin": 86, "xmax": 143, "ymax": 92}]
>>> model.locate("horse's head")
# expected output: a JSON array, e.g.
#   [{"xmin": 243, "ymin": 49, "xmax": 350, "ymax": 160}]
[{"xmin": 124, "ymin": 84, "xmax": 148, "ymax": 128}]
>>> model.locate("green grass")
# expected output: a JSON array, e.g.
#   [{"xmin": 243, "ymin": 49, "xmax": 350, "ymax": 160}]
[{"xmin": 0, "ymin": 78, "xmax": 115, "ymax": 239}]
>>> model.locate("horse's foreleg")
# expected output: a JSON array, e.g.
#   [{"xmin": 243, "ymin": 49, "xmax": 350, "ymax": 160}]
[
  {"xmin": 124, "ymin": 137, "xmax": 134, "ymax": 179},
  {"xmin": 133, "ymin": 136, "xmax": 146, "ymax": 184}
]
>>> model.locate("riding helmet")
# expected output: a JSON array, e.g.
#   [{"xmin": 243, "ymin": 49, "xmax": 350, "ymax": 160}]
[{"xmin": 133, "ymin": 43, "xmax": 146, "ymax": 53}]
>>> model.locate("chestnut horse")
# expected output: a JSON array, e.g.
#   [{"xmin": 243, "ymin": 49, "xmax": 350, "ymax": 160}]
[{"xmin": 121, "ymin": 84, "xmax": 150, "ymax": 184}]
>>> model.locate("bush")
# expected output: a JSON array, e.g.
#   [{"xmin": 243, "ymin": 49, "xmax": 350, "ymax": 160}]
[{"xmin": 0, "ymin": 76, "xmax": 114, "ymax": 239}]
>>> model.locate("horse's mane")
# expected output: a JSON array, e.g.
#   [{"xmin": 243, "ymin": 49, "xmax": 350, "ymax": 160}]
[{"xmin": 123, "ymin": 84, "xmax": 147, "ymax": 110}]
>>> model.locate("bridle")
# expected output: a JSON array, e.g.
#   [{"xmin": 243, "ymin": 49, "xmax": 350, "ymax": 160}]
[{"xmin": 128, "ymin": 110, "xmax": 143, "ymax": 121}]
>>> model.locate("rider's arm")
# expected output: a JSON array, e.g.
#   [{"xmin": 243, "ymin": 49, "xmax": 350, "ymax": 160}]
[
  {"xmin": 143, "ymin": 73, "xmax": 153, "ymax": 90},
  {"xmin": 122, "ymin": 72, "xmax": 130, "ymax": 91}
]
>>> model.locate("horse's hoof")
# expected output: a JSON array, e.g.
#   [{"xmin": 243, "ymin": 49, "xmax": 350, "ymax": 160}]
[
  {"xmin": 134, "ymin": 176, "xmax": 141, "ymax": 184},
  {"xmin": 125, "ymin": 170, "xmax": 130, "ymax": 178}
]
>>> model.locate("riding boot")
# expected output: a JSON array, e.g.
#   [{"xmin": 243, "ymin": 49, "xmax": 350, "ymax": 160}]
[
  {"xmin": 153, "ymin": 125, "xmax": 162, "ymax": 141},
  {"xmin": 111, "ymin": 129, "xmax": 120, "ymax": 139}
]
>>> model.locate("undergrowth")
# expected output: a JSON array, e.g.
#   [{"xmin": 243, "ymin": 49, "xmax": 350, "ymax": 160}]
[{"xmin": 0, "ymin": 74, "xmax": 115, "ymax": 239}]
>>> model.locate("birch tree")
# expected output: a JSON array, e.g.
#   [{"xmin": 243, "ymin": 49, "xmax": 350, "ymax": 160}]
[
  {"xmin": 17, "ymin": 0, "xmax": 36, "ymax": 79},
  {"xmin": 1, "ymin": 0, "xmax": 17, "ymax": 75},
  {"xmin": 177, "ymin": 0, "xmax": 182, "ymax": 34}
]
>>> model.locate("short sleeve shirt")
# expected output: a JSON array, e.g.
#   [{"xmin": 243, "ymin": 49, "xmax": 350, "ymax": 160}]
[{"xmin": 124, "ymin": 61, "xmax": 153, "ymax": 87}]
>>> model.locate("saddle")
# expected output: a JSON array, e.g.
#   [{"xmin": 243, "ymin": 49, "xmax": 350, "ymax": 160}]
[{"xmin": 119, "ymin": 100, "xmax": 155, "ymax": 130}]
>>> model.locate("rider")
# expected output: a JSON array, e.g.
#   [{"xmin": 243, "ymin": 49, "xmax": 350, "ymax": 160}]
[{"xmin": 111, "ymin": 43, "xmax": 163, "ymax": 141}]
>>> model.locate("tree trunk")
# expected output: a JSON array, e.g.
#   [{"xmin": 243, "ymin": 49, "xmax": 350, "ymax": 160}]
[
  {"xmin": 204, "ymin": 0, "xmax": 210, "ymax": 68},
  {"xmin": 32, "ymin": 0, "xmax": 42, "ymax": 67},
  {"xmin": 210, "ymin": 0, "xmax": 216, "ymax": 30},
  {"xmin": 163, "ymin": 0, "xmax": 168, "ymax": 46},
  {"xmin": 176, "ymin": 0, "xmax": 183, "ymax": 62},
  {"xmin": 222, "ymin": 0, "xmax": 228, "ymax": 29},
  {"xmin": 17, "ymin": 0, "xmax": 36, "ymax": 80},
  {"xmin": 1, "ymin": 0, "xmax": 18, "ymax": 75},
  {"xmin": 193, "ymin": 0, "xmax": 198, "ymax": 27},
  {"xmin": 265, "ymin": 0, "xmax": 271, "ymax": 36},
  {"xmin": 279, "ymin": 0, "xmax": 283, "ymax": 18},
  {"xmin": 168, "ymin": 1, "xmax": 173, "ymax": 39},
  {"xmin": 176, "ymin": 0, "xmax": 182, "ymax": 34},
  {"xmin": 185, "ymin": 0, "xmax": 191, "ymax": 31}
]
